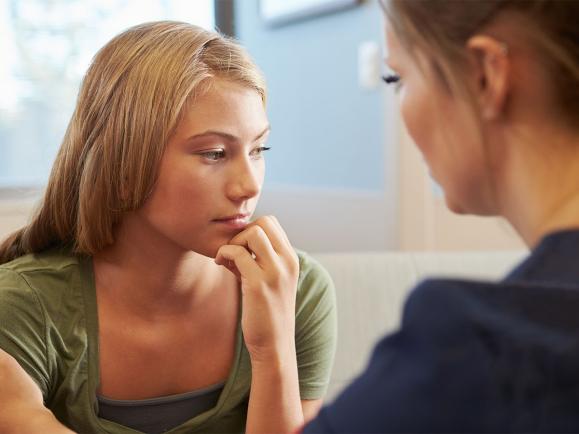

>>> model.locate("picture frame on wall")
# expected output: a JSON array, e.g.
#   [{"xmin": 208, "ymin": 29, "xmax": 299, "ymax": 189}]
[{"xmin": 260, "ymin": 0, "xmax": 361, "ymax": 27}]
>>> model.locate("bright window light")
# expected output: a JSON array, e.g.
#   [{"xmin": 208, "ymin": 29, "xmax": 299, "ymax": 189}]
[{"xmin": 0, "ymin": 0, "xmax": 215, "ymax": 188}]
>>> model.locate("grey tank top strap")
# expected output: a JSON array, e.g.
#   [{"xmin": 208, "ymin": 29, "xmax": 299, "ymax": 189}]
[{"xmin": 97, "ymin": 382, "xmax": 225, "ymax": 434}]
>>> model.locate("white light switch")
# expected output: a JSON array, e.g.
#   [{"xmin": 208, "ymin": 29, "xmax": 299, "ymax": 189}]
[{"xmin": 358, "ymin": 40, "xmax": 381, "ymax": 90}]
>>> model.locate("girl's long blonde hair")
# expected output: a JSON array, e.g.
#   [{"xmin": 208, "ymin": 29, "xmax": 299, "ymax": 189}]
[{"xmin": 0, "ymin": 21, "xmax": 266, "ymax": 264}]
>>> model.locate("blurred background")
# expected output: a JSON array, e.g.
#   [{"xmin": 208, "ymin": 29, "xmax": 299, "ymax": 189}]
[{"xmin": 0, "ymin": 0, "xmax": 524, "ymax": 253}]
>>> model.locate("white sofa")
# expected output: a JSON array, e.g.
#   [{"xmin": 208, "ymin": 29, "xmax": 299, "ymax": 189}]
[{"xmin": 311, "ymin": 250, "xmax": 527, "ymax": 402}]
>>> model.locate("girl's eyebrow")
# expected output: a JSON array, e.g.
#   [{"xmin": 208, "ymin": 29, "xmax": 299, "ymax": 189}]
[
  {"xmin": 254, "ymin": 126, "xmax": 272, "ymax": 141},
  {"xmin": 186, "ymin": 126, "xmax": 271, "ymax": 143}
]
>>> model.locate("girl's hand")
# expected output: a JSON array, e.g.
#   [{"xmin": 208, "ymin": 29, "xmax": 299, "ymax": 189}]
[{"xmin": 215, "ymin": 215, "xmax": 299, "ymax": 362}]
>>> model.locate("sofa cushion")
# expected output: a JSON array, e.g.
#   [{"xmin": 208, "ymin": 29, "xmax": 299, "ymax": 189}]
[{"xmin": 312, "ymin": 250, "xmax": 526, "ymax": 401}]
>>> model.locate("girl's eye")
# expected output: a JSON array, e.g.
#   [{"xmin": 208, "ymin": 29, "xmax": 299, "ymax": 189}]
[
  {"xmin": 250, "ymin": 146, "xmax": 271, "ymax": 159},
  {"xmin": 200, "ymin": 149, "xmax": 225, "ymax": 161}
]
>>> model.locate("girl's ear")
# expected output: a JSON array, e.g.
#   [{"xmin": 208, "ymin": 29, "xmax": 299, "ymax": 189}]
[{"xmin": 466, "ymin": 35, "xmax": 510, "ymax": 120}]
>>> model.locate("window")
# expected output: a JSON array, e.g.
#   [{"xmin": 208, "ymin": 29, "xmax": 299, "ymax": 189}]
[{"xmin": 0, "ymin": 0, "xmax": 215, "ymax": 189}]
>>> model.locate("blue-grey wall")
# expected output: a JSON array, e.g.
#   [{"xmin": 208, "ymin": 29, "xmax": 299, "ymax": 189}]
[{"xmin": 234, "ymin": 0, "xmax": 386, "ymax": 191}]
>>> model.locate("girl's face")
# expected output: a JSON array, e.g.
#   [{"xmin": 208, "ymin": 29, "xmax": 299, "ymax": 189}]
[
  {"xmin": 136, "ymin": 79, "xmax": 269, "ymax": 258},
  {"xmin": 386, "ymin": 28, "xmax": 496, "ymax": 215}
]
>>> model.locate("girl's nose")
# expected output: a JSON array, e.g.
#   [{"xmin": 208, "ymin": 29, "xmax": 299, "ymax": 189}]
[{"xmin": 226, "ymin": 157, "xmax": 262, "ymax": 201}]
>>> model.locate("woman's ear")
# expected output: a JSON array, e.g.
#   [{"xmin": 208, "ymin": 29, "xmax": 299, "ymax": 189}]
[{"xmin": 466, "ymin": 35, "xmax": 510, "ymax": 120}]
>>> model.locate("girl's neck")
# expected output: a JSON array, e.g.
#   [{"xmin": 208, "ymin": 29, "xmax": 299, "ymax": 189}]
[{"xmin": 92, "ymin": 215, "xmax": 231, "ymax": 318}]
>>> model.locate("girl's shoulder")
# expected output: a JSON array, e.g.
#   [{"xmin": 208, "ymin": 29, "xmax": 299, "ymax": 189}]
[
  {"xmin": 0, "ymin": 248, "xmax": 90, "ymax": 314},
  {"xmin": 296, "ymin": 249, "xmax": 331, "ymax": 280},
  {"xmin": 0, "ymin": 247, "xmax": 80, "ymax": 273},
  {"xmin": 294, "ymin": 249, "xmax": 336, "ymax": 321},
  {"xmin": 295, "ymin": 249, "xmax": 335, "ymax": 296}
]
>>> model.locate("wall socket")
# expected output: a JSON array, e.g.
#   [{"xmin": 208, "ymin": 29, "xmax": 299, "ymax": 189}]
[{"xmin": 358, "ymin": 40, "xmax": 381, "ymax": 90}]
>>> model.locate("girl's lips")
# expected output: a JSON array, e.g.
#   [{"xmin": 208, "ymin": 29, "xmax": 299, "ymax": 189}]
[{"xmin": 212, "ymin": 215, "xmax": 250, "ymax": 230}]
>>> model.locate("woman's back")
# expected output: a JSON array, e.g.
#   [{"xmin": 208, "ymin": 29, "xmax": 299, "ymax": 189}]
[{"xmin": 306, "ymin": 230, "xmax": 579, "ymax": 433}]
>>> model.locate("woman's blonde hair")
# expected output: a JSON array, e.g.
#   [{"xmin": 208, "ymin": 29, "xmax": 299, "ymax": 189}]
[
  {"xmin": 0, "ymin": 21, "xmax": 266, "ymax": 264},
  {"xmin": 382, "ymin": 0, "xmax": 579, "ymax": 129}
]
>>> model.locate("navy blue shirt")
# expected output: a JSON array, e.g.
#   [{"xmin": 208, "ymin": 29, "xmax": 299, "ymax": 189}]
[{"xmin": 304, "ymin": 230, "xmax": 579, "ymax": 433}]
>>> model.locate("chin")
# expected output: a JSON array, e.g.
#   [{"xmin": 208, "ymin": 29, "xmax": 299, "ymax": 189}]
[
  {"xmin": 180, "ymin": 238, "xmax": 221, "ymax": 259},
  {"xmin": 443, "ymin": 189, "xmax": 472, "ymax": 215},
  {"xmin": 445, "ymin": 199, "xmax": 468, "ymax": 215},
  {"xmin": 444, "ymin": 194, "xmax": 497, "ymax": 217},
  {"xmin": 191, "ymin": 243, "xmax": 223, "ymax": 259},
  {"xmin": 196, "ymin": 236, "xmax": 236, "ymax": 259}
]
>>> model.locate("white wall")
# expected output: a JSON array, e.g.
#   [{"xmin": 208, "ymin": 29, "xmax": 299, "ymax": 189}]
[
  {"xmin": 0, "ymin": 195, "xmax": 37, "ymax": 240},
  {"xmin": 255, "ymin": 186, "xmax": 397, "ymax": 252}
]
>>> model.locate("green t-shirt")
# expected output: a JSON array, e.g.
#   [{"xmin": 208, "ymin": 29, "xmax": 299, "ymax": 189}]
[{"xmin": 0, "ymin": 248, "xmax": 337, "ymax": 433}]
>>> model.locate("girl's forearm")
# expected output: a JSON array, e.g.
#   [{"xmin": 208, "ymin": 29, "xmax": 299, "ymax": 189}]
[
  {"xmin": 245, "ymin": 345, "xmax": 304, "ymax": 434},
  {"xmin": 0, "ymin": 406, "xmax": 76, "ymax": 434},
  {"xmin": 0, "ymin": 352, "xmax": 76, "ymax": 434}
]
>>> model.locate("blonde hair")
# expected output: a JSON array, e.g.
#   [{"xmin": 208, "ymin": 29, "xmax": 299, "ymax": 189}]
[
  {"xmin": 382, "ymin": 0, "xmax": 579, "ymax": 129},
  {"xmin": 0, "ymin": 21, "xmax": 266, "ymax": 264}
]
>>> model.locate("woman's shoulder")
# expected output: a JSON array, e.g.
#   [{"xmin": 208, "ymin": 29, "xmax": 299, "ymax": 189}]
[{"xmin": 402, "ymin": 276, "xmax": 579, "ymax": 349}]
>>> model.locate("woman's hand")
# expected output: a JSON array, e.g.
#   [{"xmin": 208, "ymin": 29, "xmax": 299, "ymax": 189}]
[{"xmin": 215, "ymin": 215, "xmax": 299, "ymax": 363}]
